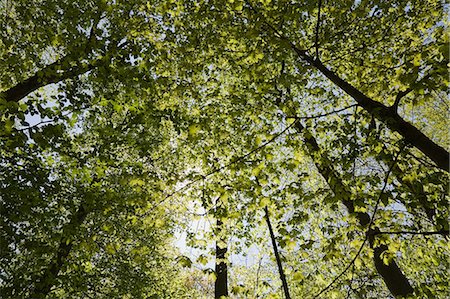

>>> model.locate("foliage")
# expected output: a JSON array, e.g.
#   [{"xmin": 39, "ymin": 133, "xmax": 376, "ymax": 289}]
[{"xmin": 0, "ymin": 0, "xmax": 448, "ymax": 298}]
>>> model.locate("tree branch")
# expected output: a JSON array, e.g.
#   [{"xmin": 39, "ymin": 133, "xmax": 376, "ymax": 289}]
[
  {"xmin": 1, "ymin": 53, "xmax": 102, "ymax": 103},
  {"xmin": 253, "ymin": 258, "xmax": 263, "ymax": 297},
  {"xmin": 286, "ymin": 104, "xmax": 358, "ymax": 120},
  {"xmin": 303, "ymin": 54, "xmax": 449, "ymax": 172},
  {"xmin": 29, "ymin": 204, "xmax": 90, "ymax": 299},
  {"xmin": 379, "ymin": 141, "xmax": 438, "ymax": 225},
  {"xmin": 248, "ymin": 5, "xmax": 450, "ymax": 172},
  {"xmin": 270, "ymin": 74, "xmax": 413, "ymax": 297},
  {"xmin": 391, "ymin": 73, "xmax": 432, "ymax": 112},
  {"xmin": 2, "ymin": 12, "xmax": 106, "ymax": 104},
  {"xmin": 315, "ymin": 236, "xmax": 368, "ymax": 298},
  {"xmin": 370, "ymin": 230, "xmax": 449, "ymax": 237}
]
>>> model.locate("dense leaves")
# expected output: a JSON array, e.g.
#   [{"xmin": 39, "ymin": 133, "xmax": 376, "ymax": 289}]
[{"xmin": 1, "ymin": 0, "xmax": 448, "ymax": 298}]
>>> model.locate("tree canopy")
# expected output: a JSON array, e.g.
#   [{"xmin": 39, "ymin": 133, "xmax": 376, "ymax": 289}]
[{"xmin": 1, "ymin": 0, "xmax": 449, "ymax": 298}]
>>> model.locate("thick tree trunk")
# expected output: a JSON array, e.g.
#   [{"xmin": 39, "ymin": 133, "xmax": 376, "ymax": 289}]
[
  {"xmin": 215, "ymin": 218, "xmax": 228, "ymax": 299},
  {"xmin": 372, "ymin": 242, "xmax": 415, "ymax": 297},
  {"xmin": 293, "ymin": 49, "xmax": 449, "ymax": 172},
  {"xmin": 29, "ymin": 205, "xmax": 89, "ymax": 299},
  {"xmin": 264, "ymin": 206, "xmax": 291, "ymax": 299},
  {"xmin": 292, "ymin": 120, "xmax": 414, "ymax": 298}
]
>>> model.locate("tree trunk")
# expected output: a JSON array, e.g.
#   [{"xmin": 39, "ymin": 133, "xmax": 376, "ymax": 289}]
[
  {"xmin": 215, "ymin": 218, "xmax": 228, "ymax": 299},
  {"xmin": 292, "ymin": 120, "xmax": 414, "ymax": 298},
  {"xmin": 264, "ymin": 206, "xmax": 291, "ymax": 299},
  {"xmin": 373, "ymin": 242, "xmax": 415, "ymax": 297},
  {"xmin": 29, "ymin": 205, "xmax": 89, "ymax": 299},
  {"xmin": 291, "ymin": 47, "xmax": 449, "ymax": 172}
]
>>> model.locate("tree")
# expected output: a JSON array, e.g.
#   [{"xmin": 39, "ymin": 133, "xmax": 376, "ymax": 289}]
[{"xmin": 0, "ymin": 89, "xmax": 199, "ymax": 297}]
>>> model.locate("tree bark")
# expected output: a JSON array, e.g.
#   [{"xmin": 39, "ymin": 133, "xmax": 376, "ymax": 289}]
[
  {"xmin": 215, "ymin": 218, "xmax": 228, "ymax": 299},
  {"xmin": 372, "ymin": 244, "xmax": 414, "ymax": 297},
  {"xmin": 292, "ymin": 48, "xmax": 449, "ymax": 172},
  {"xmin": 368, "ymin": 227, "xmax": 416, "ymax": 298},
  {"xmin": 29, "ymin": 205, "xmax": 89, "ymax": 299},
  {"xmin": 264, "ymin": 206, "xmax": 291, "ymax": 299},
  {"xmin": 292, "ymin": 120, "xmax": 414, "ymax": 298}
]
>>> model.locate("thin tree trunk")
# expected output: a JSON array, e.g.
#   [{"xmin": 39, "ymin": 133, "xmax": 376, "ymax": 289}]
[
  {"xmin": 253, "ymin": 257, "xmax": 262, "ymax": 297},
  {"xmin": 29, "ymin": 205, "xmax": 89, "ymax": 299},
  {"xmin": 215, "ymin": 218, "xmax": 228, "ymax": 299},
  {"xmin": 293, "ymin": 49, "xmax": 449, "ymax": 172},
  {"xmin": 264, "ymin": 206, "xmax": 291, "ymax": 299},
  {"xmin": 292, "ymin": 120, "xmax": 414, "ymax": 297}
]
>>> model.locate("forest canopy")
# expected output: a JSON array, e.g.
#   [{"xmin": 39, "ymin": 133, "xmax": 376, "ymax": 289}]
[{"xmin": 0, "ymin": 0, "xmax": 449, "ymax": 298}]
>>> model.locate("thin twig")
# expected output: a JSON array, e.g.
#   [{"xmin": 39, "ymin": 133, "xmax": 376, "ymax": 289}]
[
  {"xmin": 15, "ymin": 119, "xmax": 57, "ymax": 132},
  {"xmin": 370, "ymin": 230, "xmax": 449, "ymax": 236},
  {"xmin": 345, "ymin": 263, "xmax": 356, "ymax": 299},
  {"xmin": 314, "ymin": 0, "xmax": 323, "ymax": 60},
  {"xmin": 286, "ymin": 104, "xmax": 358, "ymax": 120},
  {"xmin": 15, "ymin": 110, "xmax": 75, "ymax": 132}
]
